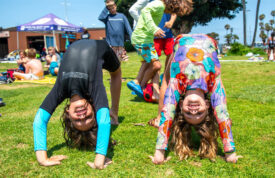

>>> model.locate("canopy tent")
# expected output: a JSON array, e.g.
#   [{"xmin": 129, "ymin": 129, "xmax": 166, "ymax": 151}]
[{"xmin": 16, "ymin": 13, "xmax": 83, "ymax": 50}]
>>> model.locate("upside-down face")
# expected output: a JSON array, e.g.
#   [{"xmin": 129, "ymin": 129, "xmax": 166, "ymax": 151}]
[
  {"xmin": 180, "ymin": 89, "xmax": 210, "ymax": 125},
  {"xmin": 67, "ymin": 95, "xmax": 96, "ymax": 131}
]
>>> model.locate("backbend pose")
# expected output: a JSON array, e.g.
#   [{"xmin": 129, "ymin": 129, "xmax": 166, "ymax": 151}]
[
  {"xmin": 150, "ymin": 34, "xmax": 242, "ymax": 164},
  {"xmin": 33, "ymin": 40, "xmax": 121, "ymax": 169}
]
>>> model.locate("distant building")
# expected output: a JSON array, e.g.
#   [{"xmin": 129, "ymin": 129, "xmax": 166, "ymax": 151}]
[{"xmin": 0, "ymin": 27, "xmax": 105, "ymax": 58}]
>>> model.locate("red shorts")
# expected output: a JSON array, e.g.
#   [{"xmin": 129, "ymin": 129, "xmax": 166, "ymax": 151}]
[{"xmin": 154, "ymin": 38, "xmax": 174, "ymax": 56}]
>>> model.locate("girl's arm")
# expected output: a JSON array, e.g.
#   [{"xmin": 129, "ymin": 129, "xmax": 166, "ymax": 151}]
[
  {"xmin": 33, "ymin": 108, "xmax": 67, "ymax": 166},
  {"xmin": 153, "ymin": 64, "xmax": 182, "ymax": 163},
  {"xmin": 156, "ymin": 77, "xmax": 181, "ymax": 150},
  {"xmin": 33, "ymin": 83, "xmax": 65, "ymax": 166},
  {"xmin": 210, "ymin": 74, "xmax": 235, "ymax": 153},
  {"xmin": 210, "ymin": 75, "xmax": 243, "ymax": 163},
  {"xmin": 87, "ymin": 108, "xmax": 111, "ymax": 169}
]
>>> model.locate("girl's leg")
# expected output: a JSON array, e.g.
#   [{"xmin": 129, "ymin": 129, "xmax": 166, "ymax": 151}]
[
  {"xmin": 148, "ymin": 55, "xmax": 172, "ymax": 127},
  {"xmin": 109, "ymin": 67, "xmax": 121, "ymax": 125},
  {"xmin": 151, "ymin": 70, "xmax": 160, "ymax": 102}
]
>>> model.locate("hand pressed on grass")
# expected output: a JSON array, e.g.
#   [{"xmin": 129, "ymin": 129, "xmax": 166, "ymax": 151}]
[
  {"xmin": 36, "ymin": 151, "xmax": 67, "ymax": 167},
  {"xmin": 225, "ymin": 152, "xmax": 243, "ymax": 163},
  {"xmin": 87, "ymin": 154, "xmax": 112, "ymax": 170},
  {"xmin": 149, "ymin": 149, "xmax": 171, "ymax": 164}
]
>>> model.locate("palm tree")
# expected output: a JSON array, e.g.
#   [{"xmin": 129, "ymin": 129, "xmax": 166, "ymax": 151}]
[
  {"xmin": 271, "ymin": 10, "xmax": 275, "ymax": 21},
  {"xmin": 225, "ymin": 34, "xmax": 232, "ymax": 45},
  {"xmin": 259, "ymin": 22, "xmax": 264, "ymax": 27},
  {"xmin": 242, "ymin": 0, "xmax": 247, "ymax": 45},
  {"xmin": 233, "ymin": 34, "xmax": 239, "ymax": 43},
  {"xmin": 224, "ymin": 24, "xmax": 230, "ymax": 34},
  {"xmin": 207, "ymin": 32, "xmax": 220, "ymax": 42},
  {"xmin": 265, "ymin": 23, "xmax": 272, "ymax": 37},
  {"xmin": 259, "ymin": 30, "xmax": 267, "ymax": 44},
  {"xmin": 270, "ymin": 19, "xmax": 274, "ymax": 29},
  {"xmin": 259, "ymin": 14, "xmax": 265, "ymax": 21},
  {"xmin": 251, "ymin": 0, "xmax": 261, "ymax": 47}
]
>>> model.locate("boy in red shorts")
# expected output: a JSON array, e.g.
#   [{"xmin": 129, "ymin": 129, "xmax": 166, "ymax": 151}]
[{"xmin": 154, "ymin": 13, "xmax": 177, "ymax": 71}]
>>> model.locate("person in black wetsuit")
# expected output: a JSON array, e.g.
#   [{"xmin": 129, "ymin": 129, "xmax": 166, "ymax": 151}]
[
  {"xmin": 267, "ymin": 32, "xmax": 275, "ymax": 61},
  {"xmin": 33, "ymin": 39, "xmax": 121, "ymax": 169}
]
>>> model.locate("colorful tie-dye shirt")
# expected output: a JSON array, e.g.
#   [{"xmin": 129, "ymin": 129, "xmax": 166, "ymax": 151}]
[{"xmin": 156, "ymin": 34, "xmax": 235, "ymax": 153}]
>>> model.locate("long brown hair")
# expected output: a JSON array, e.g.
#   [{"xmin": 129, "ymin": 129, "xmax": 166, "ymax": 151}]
[
  {"xmin": 163, "ymin": 0, "xmax": 193, "ymax": 17},
  {"xmin": 61, "ymin": 101, "xmax": 98, "ymax": 150},
  {"xmin": 169, "ymin": 97, "xmax": 219, "ymax": 160}
]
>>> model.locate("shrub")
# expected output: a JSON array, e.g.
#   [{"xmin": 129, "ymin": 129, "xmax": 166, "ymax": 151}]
[
  {"xmin": 227, "ymin": 42, "xmax": 250, "ymax": 56},
  {"xmin": 251, "ymin": 47, "xmax": 266, "ymax": 55},
  {"xmin": 227, "ymin": 42, "xmax": 266, "ymax": 56}
]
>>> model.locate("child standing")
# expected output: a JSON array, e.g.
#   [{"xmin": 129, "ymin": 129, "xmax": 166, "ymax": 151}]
[
  {"xmin": 98, "ymin": 0, "xmax": 133, "ymax": 62},
  {"xmin": 154, "ymin": 13, "xmax": 177, "ymax": 71},
  {"xmin": 128, "ymin": 0, "xmax": 193, "ymax": 102}
]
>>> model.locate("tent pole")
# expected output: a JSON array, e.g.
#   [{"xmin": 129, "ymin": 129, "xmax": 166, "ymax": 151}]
[
  {"xmin": 17, "ymin": 31, "xmax": 19, "ymax": 50},
  {"xmin": 53, "ymin": 30, "xmax": 56, "ymax": 48}
]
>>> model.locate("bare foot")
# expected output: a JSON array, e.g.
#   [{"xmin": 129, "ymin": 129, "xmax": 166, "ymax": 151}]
[
  {"xmin": 148, "ymin": 117, "xmax": 160, "ymax": 128},
  {"xmin": 151, "ymin": 95, "xmax": 159, "ymax": 103},
  {"xmin": 110, "ymin": 109, "xmax": 119, "ymax": 125}
]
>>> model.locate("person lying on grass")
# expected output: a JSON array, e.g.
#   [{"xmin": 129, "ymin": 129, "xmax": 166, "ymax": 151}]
[
  {"xmin": 33, "ymin": 39, "xmax": 121, "ymax": 169},
  {"xmin": 149, "ymin": 34, "xmax": 242, "ymax": 164}
]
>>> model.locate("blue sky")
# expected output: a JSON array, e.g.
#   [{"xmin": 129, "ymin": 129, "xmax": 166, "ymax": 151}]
[{"xmin": 0, "ymin": 0, "xmax": 274, "ymax": 44}]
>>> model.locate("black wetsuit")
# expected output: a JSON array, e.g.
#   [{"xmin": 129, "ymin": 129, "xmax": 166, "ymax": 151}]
[
  {"xmin": 40, "ymin": 39, "xmax": 120, "ymax": 114},
  {"xmin": 33, "ymin": 39, "xmax": 120, "ymax": 156}
]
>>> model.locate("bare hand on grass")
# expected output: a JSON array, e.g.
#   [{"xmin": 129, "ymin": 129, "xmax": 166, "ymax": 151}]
[
  {"xmin": 225, "ymin": 152, "xmax": 243, "ymax": 163},
  {"xmin": 39, "ymin": 155, "xmax": 67, "ymax": 166},
  {"xmin": 149, "ymin": 155, "xmax": 171, "ymax": 164},
  {"xmin": 87, "ymin": 157, "xmax": 112, "ymax": 170}
]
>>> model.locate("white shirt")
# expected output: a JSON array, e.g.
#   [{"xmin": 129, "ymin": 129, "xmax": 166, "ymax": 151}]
[{"xmin": 129, "ymin": 0, "xmax": 153, "ymax": 29}]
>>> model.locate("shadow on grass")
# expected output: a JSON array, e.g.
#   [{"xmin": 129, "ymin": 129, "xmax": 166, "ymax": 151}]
[
  {"xmin": 48, "ymin": 143, "xmax": 67, "ymax": 157},
  {"xmin": 190, "ymin": 128, "xmax": 224, "ymax": 157},
  {"xmin": 111, "ymin": 116, "xmax": 125, "ymax": 133},
  {"xmin": 130, "ymin": 96, "xmax": 145, "ymax": 103}
]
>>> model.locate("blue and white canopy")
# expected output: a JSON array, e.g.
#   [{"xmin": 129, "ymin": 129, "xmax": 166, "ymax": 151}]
[{"xmin": 17, "ymin": 13, "xmax": 83, "ymax": 33}]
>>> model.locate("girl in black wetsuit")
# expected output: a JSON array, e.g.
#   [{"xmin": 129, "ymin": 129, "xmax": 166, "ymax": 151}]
[{"xmin": 33, "ymin": 39, "xmax": 121, "ymax": 169}]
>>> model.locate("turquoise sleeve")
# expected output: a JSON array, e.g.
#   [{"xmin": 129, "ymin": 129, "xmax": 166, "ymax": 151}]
[
  {"xmin": 33, "ymin": 108, "xmax": 51, "ymax": 151},
  {"xmin": 95, "ymin": 108, "xmax": 111, "ymax": 156}
]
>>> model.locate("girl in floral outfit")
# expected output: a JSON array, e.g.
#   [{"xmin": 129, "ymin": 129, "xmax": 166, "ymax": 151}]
[{"xmin": 150, "ymin": 34, "xmax": 242, "ymax": 164}]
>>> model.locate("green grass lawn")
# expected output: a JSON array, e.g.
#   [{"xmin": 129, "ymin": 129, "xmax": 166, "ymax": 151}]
[{"xmin": 0, "ymin": 53, "xmax": 275, "ymax": 177}]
